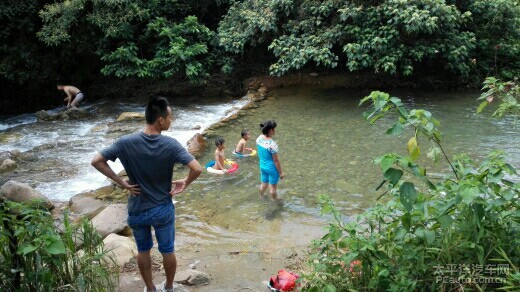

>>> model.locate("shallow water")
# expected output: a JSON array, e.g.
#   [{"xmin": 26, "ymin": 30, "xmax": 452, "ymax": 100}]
[
  {"xmin": 168, "ymin": 86, "xmax": 520, "ymax": 280},
  {"xmin": 2, "ymin": 86, "xmax": 519, "ymax": 290},
  {"xmin": 175, "ymin": 87, "xmax": 519, "ymax": 231}
]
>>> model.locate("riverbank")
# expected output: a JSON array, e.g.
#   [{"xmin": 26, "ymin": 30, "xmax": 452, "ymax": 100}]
[{"xmin": 2, "ymin": 70, "xmax": 468, "ymax": 116}]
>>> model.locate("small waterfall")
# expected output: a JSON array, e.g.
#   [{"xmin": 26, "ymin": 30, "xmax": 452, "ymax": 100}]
[{"xmin": 1, "ymin": 96, "xmax": 251, "ymax": 201}]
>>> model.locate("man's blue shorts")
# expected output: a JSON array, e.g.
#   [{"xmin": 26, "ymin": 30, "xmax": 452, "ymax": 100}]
[
  {"xmin": 127, "ymin": 202, "xmax": 175, "ymax": 254},
  {"xmin": 260, "ymin": 167, "xmax": 280, "ymax": 185}
]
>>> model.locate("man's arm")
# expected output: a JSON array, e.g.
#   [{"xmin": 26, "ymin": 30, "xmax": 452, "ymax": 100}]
[
  {"xmin": 64, "ymin": 88, "xmax": 73, "ymax": 108},
  {"xmin": 171, "ymin": 159, "xmax": 203, "ymax": 195},
  {"xmin": 91, "ymin": 153, "xmax": 140, "ymax": 194}
]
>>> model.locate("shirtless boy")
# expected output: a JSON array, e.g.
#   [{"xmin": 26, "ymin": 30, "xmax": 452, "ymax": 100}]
[
  {"xmin": 234, "ymin": 129, "xmax": 251, "ymax": 154},
  {"xmin": 214, "ymin": 137, "xmax": 228, "ymax": 173},
  {"xmin": 57, "ymin": 84, "xmax": 84, "ymax": 108}
]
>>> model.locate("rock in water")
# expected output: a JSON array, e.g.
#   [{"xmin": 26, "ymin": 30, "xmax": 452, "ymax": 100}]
[
  {"xmin": 0, "ymin": 180, "xmax": 53, "ymax": 209},
  {"xmin": 187, "ymin": 133, "xmax": 206, "ymax": 158}
]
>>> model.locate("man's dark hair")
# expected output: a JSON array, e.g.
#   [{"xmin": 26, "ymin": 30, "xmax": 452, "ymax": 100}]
[
  {"xmin": 241, "ymin": 129, "xmax": 250, "ymax": 138},
  {"xmin": 145, "ymin": 96, "xmax": 169, "ymax": 124},
  {"xmin": 260, "ymin": 120, "xmax": 277, "ymax": 135},
  {"xmin": 215, "ymin": 137, "xmax": 225, "ymax": 147}
]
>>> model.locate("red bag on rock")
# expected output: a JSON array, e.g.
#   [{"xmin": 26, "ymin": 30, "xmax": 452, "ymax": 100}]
[{"xmin": 268, "ymin": 269, "xmax": 299, "ymax": 291}]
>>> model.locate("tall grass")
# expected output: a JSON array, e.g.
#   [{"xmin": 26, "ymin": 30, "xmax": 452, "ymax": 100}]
[{"xmin": 0, "ymin": 199, "xmax": 118, "ymax": 291}]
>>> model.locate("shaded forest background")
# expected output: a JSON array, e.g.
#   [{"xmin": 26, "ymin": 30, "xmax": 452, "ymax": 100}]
[{"xmin": 1, "ymin": 0, "xmax": 519, "ymax": 115}]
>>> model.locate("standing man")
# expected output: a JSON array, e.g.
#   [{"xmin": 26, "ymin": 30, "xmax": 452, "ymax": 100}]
[
  {"xmin": 91, "ymin": 96, "xmax": 202, "ymax": 292},
  {"xmin": 57, "ymin": 83, "xmax": 84, "ymax": 108}
]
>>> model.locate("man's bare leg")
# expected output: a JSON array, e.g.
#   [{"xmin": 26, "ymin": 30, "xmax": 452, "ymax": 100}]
[
  {"xmin": 137, "ymin": 250, "xmax": 155, "ymax": 291},
  {"xmin": 162, "ymin": 252, "xmax": 177, "ymax": 290}
]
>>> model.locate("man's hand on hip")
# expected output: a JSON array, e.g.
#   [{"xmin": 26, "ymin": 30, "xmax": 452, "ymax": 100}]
[
  {"xmin": 170, "ymin": 180, "xmax": 186, "ymax": 196},
  {"xmin": 122, "ymin": 180, "xmax": 141, "ymax": 195}
]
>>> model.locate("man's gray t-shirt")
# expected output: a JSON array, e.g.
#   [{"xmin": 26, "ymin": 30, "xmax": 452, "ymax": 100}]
[{"xmin": 100, "ymin": 132, "xmax": 194, "ymax": 215}]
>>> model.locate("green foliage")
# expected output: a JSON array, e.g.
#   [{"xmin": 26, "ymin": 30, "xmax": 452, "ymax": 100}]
[
  {"xmin": 3, "ymin": 0, "xmax": 520, "ymax": 89},
  {"xmin": 0, "ymin": 0, "xmax": 52, "ymax": 84},
  {"xmin": 38, "ymin": 0, "xmax": 215, "ymax": 79},
  {"xmin": 0, "ymin": 200, "xmax": 117, "ymax": 291},
  {"xmin": 478, "ymin": 77, "xmax": 520, "ymax": 123},
  {"xmin": 301, "ymin": 92, "xmax": 520, "ymax": 291},
  {"xmin": 465, "ymin": 0, "xmax": 520, "ymax": 80},
  {"xmin": 218, "ymin": 0, "xmax": 520, "ymax": 79}
]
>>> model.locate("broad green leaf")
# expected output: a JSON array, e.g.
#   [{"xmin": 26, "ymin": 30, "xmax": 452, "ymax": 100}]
[
  {"xmin": 437, "ymin": 214, "xmax": 454, "ymax": 229},
  {"xmin": 399, "ymin": 182, "xmax": 417, "ymax": 212},
  {"xmin": 384, "ymin": 168, "xmax": 403, "ymax": 185},
  {"xmin": 460, "ymin": 185, "xmax": 479, "ymax": 205},
  {"xmin": 386, "ymin": 121, "xmax": 404, "ymax": 135},
  {"xmin": 46, "ymin": 238, "xmax": 66, "ymax": 255},
  {"xmin": 401, "ymin": 212, "xmax": 411, "ymax": 231},
  {"xmin": 378, "ymin": 269, "xmax": 390, "ymax": 277},
  {"xmin": 380, "ymin": 155, "xmax": 397, "ymax": 172},
  {"xmin": 389, "ymin": 97, "xmax": 404, "ymax": 108},
  {"xmin": 424, "ymin": 230, "xmax": 435, "ymax": 244},
  {"xmin": 324, "ymin": 284, "xmax": 337, "ymax": 292},
  {"xmin": 19, "ymin": 244, "xmax": 38, "ymax": 255}
]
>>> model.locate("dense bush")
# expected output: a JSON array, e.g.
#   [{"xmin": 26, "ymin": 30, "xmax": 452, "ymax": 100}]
[
  {"xmin": 37, "ymin": 0, "xmax": 218, "ymax": 79},
  {"xmin": 3, "ymin": 0, "xmax": 519, "ymax": 84},
  {"xmin": 0, "ymin": 200, "xmax": 117, "ymax": 291},
  {"xmin": 218, "ymin": 0, "xmax": 520, "ymax": 80},
  {"xmin": 301, "ymin": 91, "xmax": 520, "ymax": 291}
]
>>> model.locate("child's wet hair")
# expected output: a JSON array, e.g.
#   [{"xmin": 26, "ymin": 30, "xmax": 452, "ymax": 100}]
[
  {"xmin": 215, "ymin": 137, "xmax": 225, "ymax": 146},
  {"xmin": 260, "ymin": 120, "xmax": 277, "ymax": 135},
  {"xmin": 241, "ymin": 129, "xmax": 250, "ymax": 138}
]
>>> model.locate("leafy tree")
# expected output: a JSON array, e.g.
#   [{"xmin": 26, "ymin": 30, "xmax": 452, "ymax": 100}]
[
  {"xmin": 38, "ymin": 0, "xmax": 217, "ymax": 79},
  {"xmin": 0, "ymin": 0, "xmax": 52, "ymax": 84},
  {"xmin": 463, "ymin": 0, "xmax": 520, "ymax": 80},
  {"xmin": 218, "ymin": 0, "xmax": 520, "ymax": 79}
]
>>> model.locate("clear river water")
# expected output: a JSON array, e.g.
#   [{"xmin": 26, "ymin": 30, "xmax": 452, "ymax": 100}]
[{"xmin": 1, "ymin": 86, "xmax": 519, "ymax": 290}]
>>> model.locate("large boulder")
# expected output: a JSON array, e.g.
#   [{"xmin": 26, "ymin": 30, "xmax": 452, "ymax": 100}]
[
  {"xmin": 91, "ymin": 204, "xmax": 128, "ymax": 239},
  {"xmin": 106, "ymin": 121, "xmax": 142, "ymax": 135},
  {"xmin": 103, "ymin": 234, "xmax": 137, "ymax": 267},
  {"xmin": 0, "ymin": 180, "xmax": 53, "ymax": 209},
  {"xmin": 88, "ymin": 184, "xmax": 129, "ymax": 203},
  {"xmin": 36, "ymin": 108, "xmax": 89, "ymax": 121},
  {"xmin": 69, "ymin": 191, "xmax": 106, "ymax": 219},
  {"xmin": 187, "ymin": 133, "xmax": 206, "ymax": 158},
  {"xmin": 0, "ymin": 159, "xmax": 16, "ymax": 173},
  {"xmin": 116, "ymin": 112, "xmax": 145, "ymax": 122}
]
